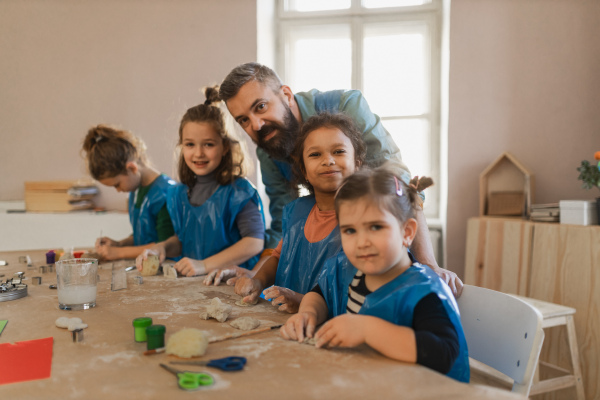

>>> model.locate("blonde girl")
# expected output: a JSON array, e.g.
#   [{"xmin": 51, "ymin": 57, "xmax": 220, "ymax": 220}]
[{"xmin": 137, "ymin": 87, "xmax": 264, "ymax": 276}]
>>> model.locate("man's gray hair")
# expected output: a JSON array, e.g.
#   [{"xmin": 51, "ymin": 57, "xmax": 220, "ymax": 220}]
[{"xmin": 219, "ymin": 62, "xmax": 283, "ymax": 102}]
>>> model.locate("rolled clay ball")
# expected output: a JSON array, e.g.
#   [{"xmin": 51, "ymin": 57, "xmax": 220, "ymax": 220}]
[
  {"xmin": 141, "ymin": 255, "xmax": 160, "ymax": 276},
  {"xmin": 166, "ymin": 328, "xmax": 209, "ymax": 358}
]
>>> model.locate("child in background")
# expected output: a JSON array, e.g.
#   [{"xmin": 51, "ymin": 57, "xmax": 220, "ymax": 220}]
[
  {"xmin": 230, "ymin": 112, "xmax": 365, "ymax": 312},
  {"xmin": 82, "ymin": 125, "xmax": 176, "ymax": 261},
  {"xmin": 137, "ymin": 86, "xmax": 264, "ymax": 276},
  {"xmin": 280, "ymin": 168, "xmax": 470, "ymax": 382}
]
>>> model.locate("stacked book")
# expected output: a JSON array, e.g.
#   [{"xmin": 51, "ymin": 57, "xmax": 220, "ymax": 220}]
[
  {"xmin": 529, "ymin": 203, "xmax": 560, "ymax": 222},
  {"xmin": 24, "ymin": 180, "xmax": 99, "ymax": 212}
]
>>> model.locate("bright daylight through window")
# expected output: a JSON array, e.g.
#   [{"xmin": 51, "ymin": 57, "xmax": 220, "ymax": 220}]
[{"xmin": 277, "ymin": 0, "xmax": 442, "ymax": 219}]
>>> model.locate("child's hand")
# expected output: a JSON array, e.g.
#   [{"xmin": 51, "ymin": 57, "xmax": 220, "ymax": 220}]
[
  {"xmin": 234, "ymin": 277, "xmax": 263, "ymax": 304},
  {"xmin": 203, "ymin": 266, "xmax": 247, "ymax": 286},
  {"xmin": 280, "ymin": 311, "xmax": 318, "ymax": 342},
  {"xmin": 95, "ymin": 244, "xmax": 119, "ymax": 261},
  {"xmin": 225, "ymin": 268, "xmax": 255, "ymax": 286},
  {"xmin": 314, "ymin": 314, "xmax": 367, "ymax": 349},
  {"xmin": 95, "ymin": 236, "xmax": 119, "ymax": 250},
  {"xmin": 263, "ymin": 286, "xmax": 303, "ymax": 313},
  {"xmin": 174, "ymin": 258, "xmax": 207, "ymax": 277},
  {"xmin": 135, "ymin": 248, "xmax": 164, "ymax": 272}
]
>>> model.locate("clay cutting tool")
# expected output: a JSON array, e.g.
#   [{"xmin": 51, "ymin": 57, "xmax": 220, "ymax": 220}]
[{"xmin": 207, "ymin": 324, "xmax": 283, "ymax": 344}]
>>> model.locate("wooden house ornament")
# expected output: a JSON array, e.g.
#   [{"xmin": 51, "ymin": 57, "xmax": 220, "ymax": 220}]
[{"xmin": 479, "ymin": 152, "xmax": 534, "ymax": 217}]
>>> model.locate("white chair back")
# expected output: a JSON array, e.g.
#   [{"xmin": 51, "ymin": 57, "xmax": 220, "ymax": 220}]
[{"xmin": 457, "ymin": 285, "xmax": 544, "ymax": 397}]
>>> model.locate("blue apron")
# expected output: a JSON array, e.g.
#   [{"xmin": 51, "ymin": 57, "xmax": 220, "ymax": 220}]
[
  {"xmin": 166, "ymin": 178, "xmax": 264, "ymax": 270},
  {"xmin": 318, "ymin": 253, "xmax": 470, "ymax": 383},
  {"xmin": 128, "ymin": 174, "xmax": 176, "ymax": 246},
  {"xmin": 274, "ymin": 196, "xmax": 342, "ymax": 294}
]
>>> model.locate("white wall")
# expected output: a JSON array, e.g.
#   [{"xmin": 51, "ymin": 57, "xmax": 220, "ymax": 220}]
[{"xmin": 447, "ymin": 0, "xmax": 600, "ymax": 277}]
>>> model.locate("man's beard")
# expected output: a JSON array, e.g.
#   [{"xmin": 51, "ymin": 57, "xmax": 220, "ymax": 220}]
[{"xmin": 256, "ymin": 104, "xmax": 299, "ymax": 161}]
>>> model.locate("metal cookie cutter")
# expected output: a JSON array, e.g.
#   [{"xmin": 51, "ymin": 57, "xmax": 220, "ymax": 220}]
[
  {"xmin": 0, "ymin": 273, "xmax": 28, "ymax": 302},
  {"xmin": 72, "ymin": 328, "xmax": 84, "ymax": 342}
]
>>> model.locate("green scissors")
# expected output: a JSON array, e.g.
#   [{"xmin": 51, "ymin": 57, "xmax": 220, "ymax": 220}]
[{"xmin": 160, "ymin": 363, "xmax": 214, "ymax": 391}]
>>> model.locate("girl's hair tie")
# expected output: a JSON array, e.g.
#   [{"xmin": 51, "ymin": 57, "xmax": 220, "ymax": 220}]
[
  {"xmin": 94, "ymin": 135, "xmax": 105, "ymax": 144},
  {"xmin": 393, "ymin": 176, "xmax": 403, "ymax": 197}
]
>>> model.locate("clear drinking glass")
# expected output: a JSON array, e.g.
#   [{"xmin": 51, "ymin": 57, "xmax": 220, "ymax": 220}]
[{"xmin": 56, "ymin": 258, "xmax": 98, "ymax": 310}]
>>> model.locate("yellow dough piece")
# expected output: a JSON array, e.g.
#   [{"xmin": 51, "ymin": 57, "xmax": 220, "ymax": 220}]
[{"xmin": 166, "ymin": 328, "xmax": 209, "ymax": 358}]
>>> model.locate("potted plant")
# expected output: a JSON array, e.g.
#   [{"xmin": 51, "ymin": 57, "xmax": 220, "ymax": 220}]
[{"xmin": 577, "ymin": 151, "xmax": 600, "ymax": 223}]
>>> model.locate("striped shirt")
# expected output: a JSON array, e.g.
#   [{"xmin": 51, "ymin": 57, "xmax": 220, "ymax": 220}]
[{"xmin": 346, "ymin": 270, "xmax": 371, "ymax": 314}]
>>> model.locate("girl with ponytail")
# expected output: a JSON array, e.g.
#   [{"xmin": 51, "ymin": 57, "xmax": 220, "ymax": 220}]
[{"xmin": 137, "ymin": 86, "xmax": 265, "ymax": 277}]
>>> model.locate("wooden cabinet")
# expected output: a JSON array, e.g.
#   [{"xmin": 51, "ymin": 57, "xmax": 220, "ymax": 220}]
[{"xmin": 465, "ymin": 217, "xmax": 600, "ymax": 400}]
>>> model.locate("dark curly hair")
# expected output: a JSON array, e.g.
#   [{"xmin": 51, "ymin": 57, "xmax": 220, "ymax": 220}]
[{"xmin": 291, "ymin": 112, "xmax": 366, "ymax": 194}]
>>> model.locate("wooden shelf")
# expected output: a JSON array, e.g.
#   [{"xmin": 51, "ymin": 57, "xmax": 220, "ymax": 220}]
[{"xmin": 465, "ymin": 217, "xmax": 600, "ymax": 400}]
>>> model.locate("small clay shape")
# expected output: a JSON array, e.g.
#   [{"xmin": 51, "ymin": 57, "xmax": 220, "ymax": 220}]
[
  {"xmin": 68, "ymin": 322, "xmax": 88, "ymax": 331},
  {"xmin": 235, "ymin": 298, "xmax": 258, "ymax": 307},
  {"xmin": 163, "ymin": 264, "xmax": 177, "ymax": 280},
  {"xmin": 230, "ymin": 317, "xmax": 261, "ymax": 331},
  {"xmin": 55, "ymin": 317, "xmax": 83, "ymax": 329},
  {"xmin": 200, "ymin": 297, "xmax": 232, "ymax": 323},
  {"xmin": 302, "ymin": 337, "xmax": 317, "ymax": 346},
  {"xmin": 141, "ymin": 255, "xmax": 160, "ymax": 276}
]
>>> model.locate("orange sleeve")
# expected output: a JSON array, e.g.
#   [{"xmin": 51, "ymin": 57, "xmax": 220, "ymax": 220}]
[{"xmin": 271, "ymin": 239, "xmax": 284, "ymax": 260}]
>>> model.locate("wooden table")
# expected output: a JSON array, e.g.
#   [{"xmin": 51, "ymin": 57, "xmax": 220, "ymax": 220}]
[{"xmin": 1, "ymin": 250, "xmax": 523, "ymax": 400}]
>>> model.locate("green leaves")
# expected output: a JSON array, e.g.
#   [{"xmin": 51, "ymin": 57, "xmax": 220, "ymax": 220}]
[{"xmin": 577, "ymin": 159, "xmax": 600, "ymax": 191}]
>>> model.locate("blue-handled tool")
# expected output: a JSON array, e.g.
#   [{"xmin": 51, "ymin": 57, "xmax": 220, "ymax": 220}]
[{"xmin": 170, "ymin": 356, "xmax": 247, "ymax": 372}]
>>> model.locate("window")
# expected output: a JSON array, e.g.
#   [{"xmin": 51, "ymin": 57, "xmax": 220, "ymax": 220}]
[{"xmin": 275, "ymin": 0, "xmax": 443, "ymax": 221}]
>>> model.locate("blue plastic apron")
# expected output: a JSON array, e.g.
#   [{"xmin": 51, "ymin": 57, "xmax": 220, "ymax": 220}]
[
  {"xmin": 318, "ymin": 253, "xmax": 470, "ymax": 383},
  {"xmin": 128, "ymin": 174, "xmax": 176, "ymax": 246},
  {"xmin": 166, "ymin": 178, "xmax": 264, "ymax": 270},
  {"xmin": 274, "ymin": 196, "xmax": 343, "ymax": 294}
]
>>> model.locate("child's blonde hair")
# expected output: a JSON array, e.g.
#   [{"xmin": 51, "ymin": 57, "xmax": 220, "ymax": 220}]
[
  {"xmin": 177, "ymin": 86, "xmax": 245, "ymax": 189},
  {"xmin": 335, "ymin": 166, "xmax": 433, "ymax": 224},
  {"xmin": 82, "ymin": 125, "xmax": 148, "ymax": 180}
]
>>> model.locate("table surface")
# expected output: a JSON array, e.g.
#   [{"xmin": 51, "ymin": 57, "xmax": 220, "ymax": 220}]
[{"xmin": 0, "ymin": 250, "xmax": 523, "ymax": 400}]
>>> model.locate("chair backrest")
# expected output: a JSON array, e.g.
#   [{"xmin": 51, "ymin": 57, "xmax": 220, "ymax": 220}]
[{"xmin": 457, "ymin": 285, "xmax": 544, "ymax": 397}]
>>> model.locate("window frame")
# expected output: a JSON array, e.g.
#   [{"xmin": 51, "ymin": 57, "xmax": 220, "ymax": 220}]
[{"xmin": 275, "ymin": 0, "xmax": 443, "ymax": 222}]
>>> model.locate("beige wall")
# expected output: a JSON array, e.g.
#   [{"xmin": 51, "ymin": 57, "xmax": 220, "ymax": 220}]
[
  {"xmin": 448, "ymin": 0, "xmax": 600, "ymax": 277},
  {"xmin": 0, "ymin": 0, "xmax": 257, "ymax": 210}
]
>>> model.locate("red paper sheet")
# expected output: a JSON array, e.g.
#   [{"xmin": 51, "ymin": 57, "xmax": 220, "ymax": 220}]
[{"xmin": 0, "ymin": 337, "xmax": 53, "ymax": 385}]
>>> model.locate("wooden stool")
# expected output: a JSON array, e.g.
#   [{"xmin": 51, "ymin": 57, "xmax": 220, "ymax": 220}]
[{"xmin": 514, "ymin": 296, "xmax": 585, "ymax": 399}]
